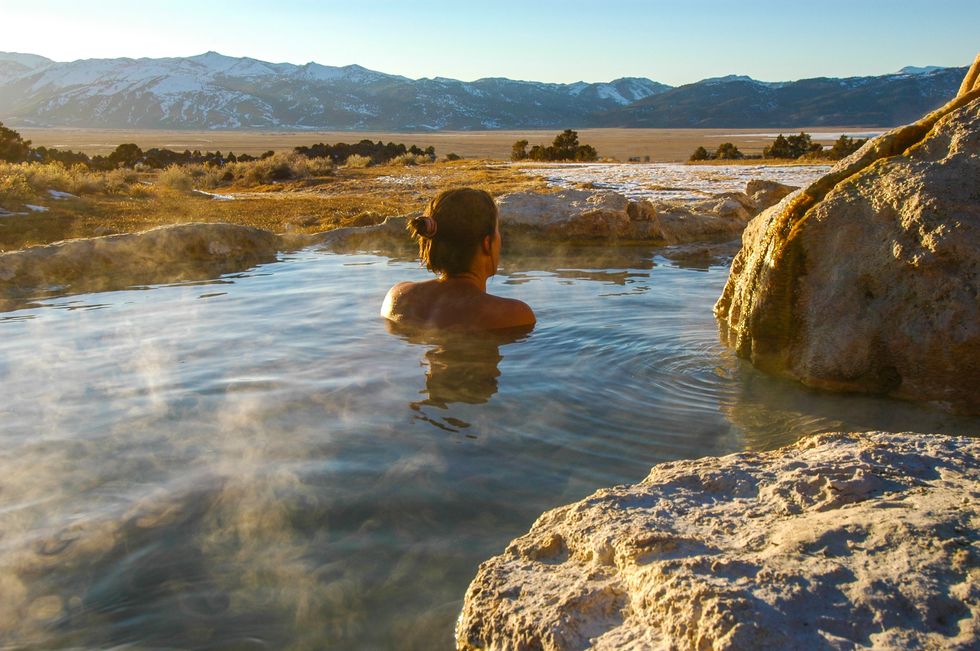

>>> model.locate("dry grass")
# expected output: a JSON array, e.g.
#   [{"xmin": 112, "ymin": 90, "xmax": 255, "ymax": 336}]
[
  {"xmin": 0, "ymin": 159, "xmax": 547, "ymax": 251},
  {"xmin": 0, "ymin": 161, "xmax": 133, "ymax": 199},
  {"xmin": 344, "ymin": 154, "xmax": 372, "ymax": 168},
  {"xmin": 17, "ymin": 127, "xmax": 883, "ymax": 163}
]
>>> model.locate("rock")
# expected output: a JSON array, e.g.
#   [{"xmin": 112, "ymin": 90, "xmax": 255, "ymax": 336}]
[
  {"xmin": 304, "ymin": 214, "xmax": 415, "ymax": 254},
  {"xmin": 457, "ymin": 431, "xmax": 980, "ymax": 651},
  {"xmin": 0, "ymin": 223, "xmax": 282, "ymax": 308},
  {"xmin": 497, "ymin": 190, "xmax": 750, "ymax": 244},
  {"xmin": 744, "ymin": 179, "xmax": 798, "ymax": 213},
  {"xmin": 286, "ymin": 214, "xmax": 321, "ymax": 229},
  {"xmin": 497, "ymin": 190, "xmax": 632, "ymax": 238},
  {"xmin": 691, "ymin": 192, "xmax": 755, "ymax": 221},
  {"xmin": 715, "ymin": 58, "xmax": 980, "ymax": 414}
]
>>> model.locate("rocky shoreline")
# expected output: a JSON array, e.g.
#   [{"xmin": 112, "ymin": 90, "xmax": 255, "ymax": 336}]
[
  {"xmin": 455, "ymin": 56, "xmax": 980, "ymax": 650},
  {"xmin": 0, "ymin": 178, "xmax": 795, "ymax": 310},
  {"xmin": 456, "ymin": 431, "xmax": 980, "ymax": 650}
]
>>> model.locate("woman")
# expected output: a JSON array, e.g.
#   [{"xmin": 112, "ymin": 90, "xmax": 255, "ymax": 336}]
[{"xmin": 381, "ymin": 188, "xmax": 535, "ymax": 330}]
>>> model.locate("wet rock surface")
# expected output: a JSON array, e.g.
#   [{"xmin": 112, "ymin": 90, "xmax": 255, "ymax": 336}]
[
  {"xmin": 715, "ymin": 59, "xmax": 980, "ymax": 413},
  {"xmin": 0, "ymin": 223, "xmax": 282, "ymax": 308},
  {"xmin": 456, "ymin": 431, "xmax": 980, "ymax": 650}
]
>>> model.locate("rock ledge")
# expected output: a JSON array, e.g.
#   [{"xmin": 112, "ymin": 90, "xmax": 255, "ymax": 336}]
[{"xmin": 457, "ymin": 432, "xmax": 980, "ymax": 650}]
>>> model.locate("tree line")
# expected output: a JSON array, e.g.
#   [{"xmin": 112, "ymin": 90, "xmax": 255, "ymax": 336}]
[
  {"xmin": 0, "ymin": 122, "xmax": 437, "ymax": 169},
  {"xmin": 689, "ymin": 132, "xmax": 869, "ymax": 162},
  {"xmin": 511, "ymin": 129, "xmax": 598, "ymax": 162}
]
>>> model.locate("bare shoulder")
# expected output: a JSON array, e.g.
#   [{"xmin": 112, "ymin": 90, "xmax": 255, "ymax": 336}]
[
  {"xmin": 482, "ymin": 294, "xmax": 536, "ymax": 329},
  {"xmin": 380, "ymin": 281, "xmax": 417, "ymax": 319}
]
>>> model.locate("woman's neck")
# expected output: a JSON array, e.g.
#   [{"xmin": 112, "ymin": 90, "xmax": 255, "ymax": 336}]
[{"xmin": 443, "ymin": 271, "xmax": 486, "ymax": 292}]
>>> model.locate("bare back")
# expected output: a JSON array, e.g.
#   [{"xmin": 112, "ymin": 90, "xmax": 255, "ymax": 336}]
[{"xmin": 381, "ymin": 279, "xmax": 535, "ymax": 330}]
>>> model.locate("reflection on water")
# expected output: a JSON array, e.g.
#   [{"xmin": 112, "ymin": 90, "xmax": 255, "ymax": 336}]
[
  {"xmin": 0, "ymin": 248, "xmax": 977, "ymax": 650},
  {"xmin": 386, "ymin": 322, "xmax": 532, "ymax": 433}
]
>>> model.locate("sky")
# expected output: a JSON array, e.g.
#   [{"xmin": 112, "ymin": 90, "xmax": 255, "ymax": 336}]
[{"xmin": 1, "ymin": 0, "xmax": 978, "ymax": 85}]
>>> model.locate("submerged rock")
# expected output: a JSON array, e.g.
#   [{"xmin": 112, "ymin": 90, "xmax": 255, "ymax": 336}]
[
  {"xmin": 457, "ymin": 431, "xmax": 980, "ymax": 650},
  {"xmin": 0, "ymin": 222, "xmax": 282, "ymax": 307},
  {"xmin": 715, "ymin": 56, "xmax": 980, "ymax": 413}
]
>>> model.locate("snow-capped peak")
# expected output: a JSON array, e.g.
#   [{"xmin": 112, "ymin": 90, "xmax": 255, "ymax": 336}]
[
  {"xmin": 0, "ymin": 52, "xmax": 54, "ymax": 70},
  {"xmin": 897, "ymin": 65, "xmax": 944, "ymax": 76}
]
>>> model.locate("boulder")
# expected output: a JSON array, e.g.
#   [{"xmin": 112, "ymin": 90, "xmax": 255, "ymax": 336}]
[
  {"xmin": 744, "ymin": 179, "xmax": 798, "ymax": 213},
  {"xmin": 457, "ymin": 431, "xmax": 980, "ymax": 651},
  {"xmin": 715, "ymin": 57, "xmax": 980, "ymax": 413},
  {"xmin": 691, "ymin": 192, "xmax": 755, "ymax": 221},
  {"xmin": 0, "ymin": 223, "xmax": 282, "ymax": 308},
  {"xmin": 496, "ymin": 190, "xmax": 751, "ymax": 244},
  {"xmin": 497, "ymin": 190, "xmax": 633, "ymax": 238}
]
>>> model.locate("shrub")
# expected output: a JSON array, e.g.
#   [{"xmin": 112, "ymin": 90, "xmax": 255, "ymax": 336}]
[
  {"xmin": 764, "ymin": 132, "xmax": 825, "ymax": 159},
  {"xmin": 0, "ymin": 167, "xmax": 35, "ymax": 200},
  {"xmin": 389, "ymin": 154, "xmax": 419, "ymax": 166},
  {"xmin": 444, "ymin": 152, "xmax": 462, "ymax": 161},
  {"xmin": 16, "ymin": 162, "xmax": 107, "ymax": 194},
  {"xmin": 344, "ymin": 154, "xmax": 372, "ymax": 168},
  {"xmin": 826, "ymin": 135, "xmax": 867, "ymax": 160},
  {"xmin": 0, "ymin": 123, "xmax": 31, "ymax": 163},
  {"xmin": 511, "ymin": 140, "xmax": 529, "ymax": 161},
  {"xmin": 714, "ymin": 142, "xmax": 744, "ymax": 160},
  {"xmin": 157, "ymin": 164, "xmax": 194, "ymax": 191},
  {"xmin": 512, "ymin": 131, "xmax": 599, "ymax": 162},
  {"xmin": 304, "ymin": 156, "xmax": 335, "ymax": 177},
  {"xmin": 105, "ymin": 168, "xmax": 140, "ymax": 192},
  {"xmin": 689, "ymin": 146, "xmax": 710, "ymax": 161},
  {"xmin": 231, "ymin": 152, "xmax": 299, "ymax": 185}
]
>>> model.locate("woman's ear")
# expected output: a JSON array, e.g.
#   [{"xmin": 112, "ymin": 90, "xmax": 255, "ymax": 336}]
[{"xmin": 481, "ymin": 235, "xmax": 493, "ymax": 254}]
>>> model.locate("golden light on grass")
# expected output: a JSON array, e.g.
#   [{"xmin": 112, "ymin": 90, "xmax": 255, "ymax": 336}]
[{"xmin": 0, "ymin": 159, "xmax": 549, "ymax": 251}]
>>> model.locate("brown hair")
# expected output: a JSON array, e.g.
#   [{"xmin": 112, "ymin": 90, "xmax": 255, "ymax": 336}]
[{"xmin": 408, "ymin": 188, "xmax": 498, "ymax": 275}]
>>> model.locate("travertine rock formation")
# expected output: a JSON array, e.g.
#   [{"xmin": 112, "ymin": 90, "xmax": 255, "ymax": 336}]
[
  {"xmin": 457, "ymin": 432, "xmax": 980, "ymax": 650},
  {"xmin": 715, "ymin": 56, "xmax": 980, "ymax": 413},
  {"xmin": 0, "ymin": 222, "xmax": 281, "ymax": 308},
  {"xmin": 496, "ymin": 189, "xmax": 754, "ymax": 244},
  {"xmin": 744, "ymin": 179, "xmax": 797, "ymax": 213}
]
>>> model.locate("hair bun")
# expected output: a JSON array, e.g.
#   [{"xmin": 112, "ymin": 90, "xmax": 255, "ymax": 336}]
[{"xmin": 415, "ymin": 215, "xmax": 438, "ymax": 238}]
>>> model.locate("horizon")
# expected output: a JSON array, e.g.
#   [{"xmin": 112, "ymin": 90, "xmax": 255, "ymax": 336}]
[
  {"xmin": 1, "ymin": 0, "xmax": 978, "ymax": 85},
  {"xmin": 0, "ymin": 48, "xmax": 969, "ymax": 87}
]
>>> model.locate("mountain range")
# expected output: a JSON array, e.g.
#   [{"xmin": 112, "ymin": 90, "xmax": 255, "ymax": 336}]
[{"xmin": 0, "ymin": 52, "xmax": 965, "ymax": 131}]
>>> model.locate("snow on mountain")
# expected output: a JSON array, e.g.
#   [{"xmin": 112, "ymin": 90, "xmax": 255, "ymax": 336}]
[
  {"xmin": 0, "ymin": 52, "xmax": 673, "ymax": 129},
  {"xmin": 0, "ymin": 52, "xmax": 53, "ymax": 69},
  {"xmin": 0, "ymin": 52, "xmax": 964, "ymax": 130},
  {"xmin": 898, "ymin": 65, "xmax": 945, "ymax": 75}
]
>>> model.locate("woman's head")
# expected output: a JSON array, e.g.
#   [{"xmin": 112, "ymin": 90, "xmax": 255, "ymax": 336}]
[{"xmin": 408, "ymin": 188, "xmax": 499, "ymax": 275}]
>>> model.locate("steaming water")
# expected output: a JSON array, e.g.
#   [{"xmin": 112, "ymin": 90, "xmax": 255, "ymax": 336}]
[{"xmin": 2, "ymin": 247, "xmax": 978, "ymax": 650}]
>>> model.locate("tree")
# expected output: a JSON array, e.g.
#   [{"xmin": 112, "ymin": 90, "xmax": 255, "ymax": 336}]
[
  {"xmin": 511, "ymin": 139, "xmax": 529, "ymax": 161},
  {"xmin": 107, "ymin": 143, "xmax": 144, "ymax": 168},
  {"xmin": 528, "ymin": 144, "xmax": 548, "ymax": 161},
  {"xmin": 786, "ymin": 132, "xmax": 821, "ymax": 158},
  {"xmin": 763, "ymin": 134, "xmax": 793, "ymax": 159},
  {"xmin": 689, "ymin": 146, "xmax": 710, "ymax": 161},
  {"xmin": 714, "ymin": 142, "xmax": 743, "ymax": 160},
  {"xmin": 0, "ymin": 122, "xmax": 31, "ymax": 163},
  {"xmin": 827, "ymin": 135, "xmax": 867, "ymax": 160},
  {"xmin": 516, "ymin": 131, "xmax": 599, "ymax": 162},
  {"xmin": 575, "ymin": 144, "xmax": 598, "ymax": 162}
]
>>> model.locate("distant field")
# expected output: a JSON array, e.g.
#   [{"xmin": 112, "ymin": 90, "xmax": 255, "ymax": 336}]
[{"xmin": 17, "ymin": 127, "xmax": 884, "ymax": 162}]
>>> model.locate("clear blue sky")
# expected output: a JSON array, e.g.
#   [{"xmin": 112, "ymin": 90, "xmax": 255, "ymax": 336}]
[{"xmin": 2, "ymin": 0, "xmax": 977, "ymax": 84}]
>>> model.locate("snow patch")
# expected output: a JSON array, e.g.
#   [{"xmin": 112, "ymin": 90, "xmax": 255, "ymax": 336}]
[
  {"xmin": 517, "ymin": 162, "xmax": 828, "ymax": 202},
  {"xmin": 47, "ymin": 189, "xmax": 78, "ymax": 199},
  {"xmin": 192, "ymin": 189, "xmax": 235, "ymax": 201}
]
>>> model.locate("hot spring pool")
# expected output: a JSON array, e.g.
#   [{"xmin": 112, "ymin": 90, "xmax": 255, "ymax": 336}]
[{"xmin": 2, "ymin": 246, "xmax": 978, "ymax": 649}]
